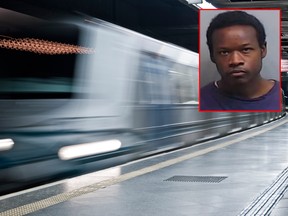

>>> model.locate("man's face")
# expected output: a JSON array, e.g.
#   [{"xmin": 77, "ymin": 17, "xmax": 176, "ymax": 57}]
[{"xmin": 211, "ymin": 25, "xmax": 266, "ymax": 85}]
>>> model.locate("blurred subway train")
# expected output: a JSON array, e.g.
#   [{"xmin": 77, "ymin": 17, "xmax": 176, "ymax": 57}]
[{"xmin": 0, "ymin": 5, "xmax": 285, "ymax": 192}]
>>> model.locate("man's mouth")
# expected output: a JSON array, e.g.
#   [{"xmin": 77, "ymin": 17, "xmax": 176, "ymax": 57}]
[{"xmin": 229, "ymin": 70, "xmax": 246, "ymax": 77}]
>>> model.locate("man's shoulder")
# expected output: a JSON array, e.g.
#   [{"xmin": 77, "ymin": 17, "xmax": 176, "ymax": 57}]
[
  {"xmin": 200, "ymin": 82, "xmax": 222, "ymax": 110},
  {"xmin": 274, "ymin": 80, "xmax": 280, "ymax": 87},
  {"xmin": 200, "ymin": 82, "xmax": 217, "ymax": 95},
  {"xmin": 265, "ymin": 79, "xmax": 280, "ymax": 96},
  {"xmin": 201, "ymin": 82, "xmax": 215, "ymax": 90}
]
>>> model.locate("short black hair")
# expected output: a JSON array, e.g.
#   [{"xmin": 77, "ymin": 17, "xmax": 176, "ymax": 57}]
[{"xmin": 206, "ymin": 10, "xmax": 266, "ymax": 59}]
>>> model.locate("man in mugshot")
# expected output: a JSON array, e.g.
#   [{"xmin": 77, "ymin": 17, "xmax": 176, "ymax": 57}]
[{"xmin": 200, "ymin": 10, "xmax": 280, "ymax": 111}]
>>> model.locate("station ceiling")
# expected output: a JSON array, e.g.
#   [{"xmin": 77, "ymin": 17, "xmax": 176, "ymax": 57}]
[
  {"xmin": 0, "ymin": 0, "xmax": 199, "ymax": 52},
  {"xmin": 0, "ymin": 0, "xmax": 288, "ymax": 59}
]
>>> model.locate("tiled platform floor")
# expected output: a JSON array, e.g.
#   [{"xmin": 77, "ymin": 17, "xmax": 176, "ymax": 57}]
[{"xmin": 1, "ymin": 117, "xmax": 288, "ymax": 216}]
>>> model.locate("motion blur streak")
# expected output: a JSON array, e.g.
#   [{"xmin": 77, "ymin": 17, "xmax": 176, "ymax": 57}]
[
  {"xmin": 58, "ymin": 140, "xmax": 122, "ymax": 160},
  {"xmin": 0, "ymin": 139, "xmax": 14, "ymax": 151}
]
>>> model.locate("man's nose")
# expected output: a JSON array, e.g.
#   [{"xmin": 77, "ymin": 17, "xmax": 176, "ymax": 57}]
[{"xmin": 228, "ymin": 51, "xmax": 244, "ymax": 67}]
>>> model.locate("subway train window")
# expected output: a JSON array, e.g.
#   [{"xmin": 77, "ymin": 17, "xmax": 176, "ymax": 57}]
[
  {"xmin": 0, "ymin": 8, "xmax": 90, "ymax": 99},
  {"xmin": 137, "ymin": 51, "xmax": 198, "ymax": 105},
  {"xmin": 137, "ymin": 51, "xmax": 173, "ymax": 104},
  {"xmin": 169, "ymin": 63, "xmax": 198, "ymax": 104},
  {"xmin": 0, "ymin": 47, "xmax": 77, "ymax": 99}
]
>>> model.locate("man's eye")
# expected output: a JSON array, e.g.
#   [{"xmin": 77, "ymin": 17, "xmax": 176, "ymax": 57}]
[
  {"xmin": 219, "ymin": 51, "xmax": 229, "ymax": 56},
  {"xmin": 242, "ymin": 48, "xmax": 252, "ymax": 53}
]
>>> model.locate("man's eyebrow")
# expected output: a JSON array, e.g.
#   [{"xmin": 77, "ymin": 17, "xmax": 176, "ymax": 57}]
[
  {"xmin": 241, "ymin": 43, "xmax": 252, "ymax": 46},
  {"xmin": 216, "ymin": 43, "xmax": 253, "ymax": 50},
  {"xmin": 215, "ymin": 46, "xmax": 229, "ymax": 50}
]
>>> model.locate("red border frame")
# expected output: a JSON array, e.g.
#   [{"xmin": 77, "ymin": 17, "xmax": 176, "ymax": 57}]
[{"xmin": 198, "ymin": 8, "xmax": 282, "ymax": 112}]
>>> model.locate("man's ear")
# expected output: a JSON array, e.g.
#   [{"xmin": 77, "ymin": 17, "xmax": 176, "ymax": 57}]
[{"xmin": 261, "ymin": 42, "xmax": 267, "ymax": 58}]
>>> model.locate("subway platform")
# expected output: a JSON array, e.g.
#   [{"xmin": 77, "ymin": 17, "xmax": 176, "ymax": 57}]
[{"xmin": 1, "ymin": 116, "xmax": 288, "ymax": 216}]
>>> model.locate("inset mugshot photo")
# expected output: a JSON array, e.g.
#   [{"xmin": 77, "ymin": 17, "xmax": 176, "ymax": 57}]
[{"xmin": 199, "ymin": 9, "xmax": 281, "ymax": 112}]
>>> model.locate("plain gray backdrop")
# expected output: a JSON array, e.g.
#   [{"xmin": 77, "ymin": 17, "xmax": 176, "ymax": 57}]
[{"xmin": 200, "ymin": 9, "xmax": 280, "ymax": 87}]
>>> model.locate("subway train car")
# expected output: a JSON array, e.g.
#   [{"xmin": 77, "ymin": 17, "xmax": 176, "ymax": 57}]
[{"xmin": 0, "ymin": 5, "xmax": 285, "ymax": 190}]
